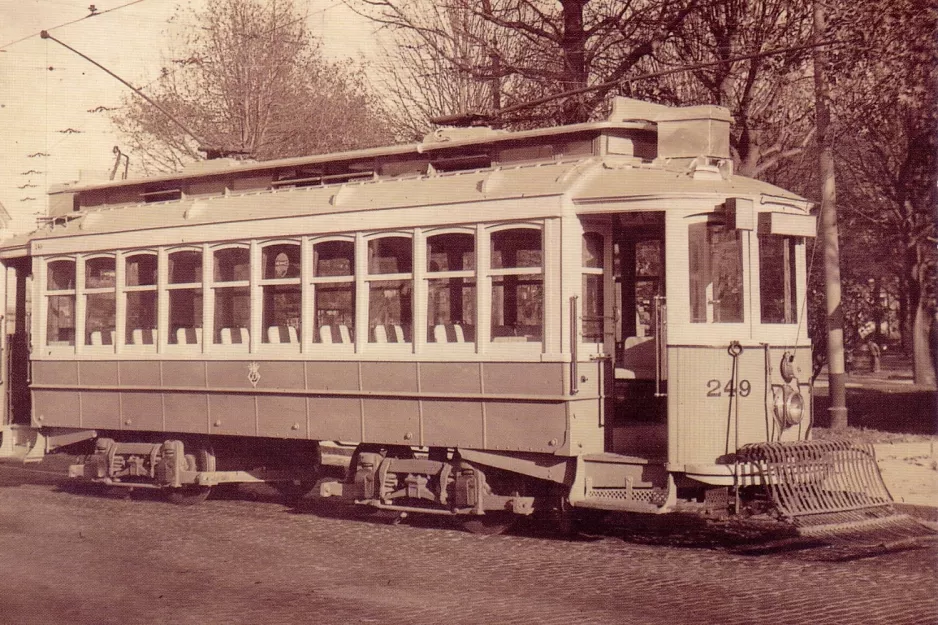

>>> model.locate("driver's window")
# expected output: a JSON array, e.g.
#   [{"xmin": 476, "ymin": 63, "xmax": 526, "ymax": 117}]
[{"xmin": 688, "ymin": 221, "xmax": 743, "ymax": 323}]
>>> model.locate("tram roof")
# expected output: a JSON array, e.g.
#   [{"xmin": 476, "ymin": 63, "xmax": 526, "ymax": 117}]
[
  {"xmin": 8, "ymin": 98, "xmax": 810, "ymax": 255},
  {"xmin": 19, "ymin": 157, "xmax": 808, "ymax": 245},
  {"xmin": 48, "ymin": 120, "xmax": 656, "ymax": 197}
]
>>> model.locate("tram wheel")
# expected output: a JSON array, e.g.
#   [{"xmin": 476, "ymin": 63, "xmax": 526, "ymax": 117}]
[
  {"xmin": 462, "ymin": 512, "xmax": 517, "ymax": 535},
  {"xmin": 166, "ymin": 445, "xmax": 215, "ymax": 505}
]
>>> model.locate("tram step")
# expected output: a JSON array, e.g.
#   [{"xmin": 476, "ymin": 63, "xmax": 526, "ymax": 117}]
[
  {"xmin": 569, "ymin": 455, "xmax": 677, "ymax": 514},
  {"xmin": 574, "ymin": 492, "xmax": 668, "ymax": 514}
]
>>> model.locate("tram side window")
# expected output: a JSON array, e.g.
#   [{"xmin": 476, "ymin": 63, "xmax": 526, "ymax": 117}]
[
  {"xmin": 261, "ymin": 243, "xmax": 301, "ymax": 344},
  {"xmin": 427, "ymin": 233, "xmax": 476, "ymax": 343},
  {"xmin": 582, "ymin": 232, "xmax": 604, "ymax": 342},
  {"xmin": 689, "ymin": 222, "xmax": 743, "ymax": 323},
  {"xmin": 312, "ymin": 240, "xmax": 355, "ymax": 344},
  {"xmin": 491, "ymin": 228, "xmax": 543, "ymax": 342},
  {"xmin": 214, "ymin": 247, "xmax": 251, "ymax": 344},
  {"xmin": 46, "ymin": 259, "xmax": 76, "ymax": 346},
  {"xmin": 759, "ymin": 235, "xmax": 798, "ymax": 324},
  {"xmin": 168, "ymin": 250, "xmax": 203, "ymax": 344},
  {"xmin": 125, "ymin": 253, "xmax": 158, "ymax": 345},
  {"xmin": 368, "ymin": 236, "xmax": 413, "ymax": 344},
  {"xmin": 85, "ymin": 256, "xmax": 116, "ymax": 346}
]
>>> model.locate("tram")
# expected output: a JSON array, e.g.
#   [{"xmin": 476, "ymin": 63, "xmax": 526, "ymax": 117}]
[{"xmin": 0, "ymin": 97, "xmax": 903, "ymax": 535}]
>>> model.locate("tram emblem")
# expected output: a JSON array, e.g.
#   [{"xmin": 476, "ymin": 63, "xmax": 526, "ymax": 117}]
[{"xmin": 247, "ymin": 362, "xmax": 261, "ymax": 388}]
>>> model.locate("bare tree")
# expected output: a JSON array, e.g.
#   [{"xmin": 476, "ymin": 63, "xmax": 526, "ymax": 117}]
[
  {"xmin": 647, "ymin": 0, "xmax": 815, "ymax": 178},
  {"xmin": 354, "ymin": 0, "xmax": 701, "ymax": 129},
  {"xmin": 372, "ymin": 6, "xmax": 517, "ymax": 139},
  {"xmin": 113, "ymin": 0, "xmax": 393, "ymax": 173}
]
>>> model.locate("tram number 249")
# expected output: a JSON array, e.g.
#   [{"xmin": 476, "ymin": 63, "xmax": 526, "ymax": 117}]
[{"xmin": 706, "ymin": 379, "xmax": 752, "ymax": 398}]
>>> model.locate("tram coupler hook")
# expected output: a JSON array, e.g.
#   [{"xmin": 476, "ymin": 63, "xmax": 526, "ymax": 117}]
[{"xmin": 727, "ymin": 341, "xmax": 743, "ymax": 357}]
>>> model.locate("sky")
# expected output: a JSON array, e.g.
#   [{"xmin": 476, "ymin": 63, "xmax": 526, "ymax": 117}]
[{"xmin": 0, "ymin": 0, "xmax": 379, "ymax": 234}]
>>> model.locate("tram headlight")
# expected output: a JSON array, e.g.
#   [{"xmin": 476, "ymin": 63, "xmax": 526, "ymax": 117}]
[{"xmin": 773, "ymin": 385, "xmax": 805, "ymax": 428}]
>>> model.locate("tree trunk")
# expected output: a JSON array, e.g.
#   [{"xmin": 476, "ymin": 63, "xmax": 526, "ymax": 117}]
[
  {"xmin": 911, "ymin": 244, "xmax": 937, "ymax": 385},
  {"xmin": 912, "ymin": 300, "xmax": 936, "ymax": 386},
  {"xmin": 559, "ymin": 0, "xmax": 589, "ymax": 124},
  {"xmin": 814, "ymin": 0, "xmax": 848, "ymax": 430}
]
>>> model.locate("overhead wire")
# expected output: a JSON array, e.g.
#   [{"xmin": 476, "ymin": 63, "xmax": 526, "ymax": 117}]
[
  {"xmin": 0, "ymin": 0, "xmax": 149, "ymax": 51},
  {"xmin": 11, "ymin": 0, "xmax": 349, "ymax": 164}
]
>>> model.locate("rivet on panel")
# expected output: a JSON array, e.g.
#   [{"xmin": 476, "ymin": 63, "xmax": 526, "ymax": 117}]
[
  {"xmin": 214, "ymin": 420, "xmax": 222, "ymax": 427},
  {"xmin": 291, "ymin": 423, "xmax": 300, "ymax": 430},
  {"xmin": 548, "ymin": 439, "xmax": 558, "ymax": 447},
  {"xmin": 124, "ymin": 419, "xmax": 132, "ymax": 425},
  {"xmin": 404, "ymin": 431, "xmax": 413, "ymax": 441}
]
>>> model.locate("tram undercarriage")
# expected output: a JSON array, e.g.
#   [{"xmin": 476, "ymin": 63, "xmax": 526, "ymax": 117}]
[{"xmin": 1, "ymin": 421, "xmax": 932, "ymax": 543}]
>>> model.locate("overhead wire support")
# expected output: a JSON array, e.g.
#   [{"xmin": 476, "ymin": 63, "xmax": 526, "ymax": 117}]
[
  {"xmin": 39, "ymin": 30, "xmax": 206, "ymax": 150},
  {"xmin": 432, "ymin": 38, "xmax": 848, "ymax": 127}
]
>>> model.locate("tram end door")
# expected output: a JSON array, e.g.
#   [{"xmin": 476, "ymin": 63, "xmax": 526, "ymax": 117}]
[
  {"xmin": 609, "ymin": 212, "xmax": 668, "ymax": 459},
  {"xmin": 0, "ymin": 257, "xmax": 42, "ymax": 463}
]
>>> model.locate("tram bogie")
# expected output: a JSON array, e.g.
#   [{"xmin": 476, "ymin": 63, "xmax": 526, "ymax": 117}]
[{"xmin": 0, "ymin": 96, "xmax": 915, "ymax": 538}]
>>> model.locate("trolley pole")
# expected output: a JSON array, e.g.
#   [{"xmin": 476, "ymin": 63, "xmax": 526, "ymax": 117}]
[{"xmin": 813, "ymin": 0, "xmax": 848, "ymax": 430}]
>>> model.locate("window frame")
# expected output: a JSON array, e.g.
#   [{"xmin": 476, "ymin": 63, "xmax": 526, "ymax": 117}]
[
  {"xmin": 122, "ymin": 250, "xmax": 159, "ymax": 353},
  {"xmin": 486, "ymin": 223, "xmax": 545, "ymax": 350},
  {"xmin": 164, "ymin": 246, "xmax": 205, "ymax": 350},
  {"xmin": 210, "ymin": 243, "xmax": 252, "ymax": 351},
  {"xmin": 580, "ymin": 230, "xmax": 606, "ymax": 346},
  {"xmin": 364, "ymin": 232, "xmax": 414, "ymax": 352},
  {"xmin": 687, "ymin": 217, "xmax": 747, "ymax": 325},
  {"xmin": 310, "ymin": 236, "xmax": 356, "ymax": 352},
  {"xmin": 258, "ymin": 239, "xmax": 303, "ymax": 350},
  {"xmin": 424, "ymin": 227, "xmax": 476, "ymax": 353},
  {"xmin": 757, "ymin": 233, "xmax": 799, "ymax": 325},
  {"xmin": 43, "ymin": 257, "xmax": 77, "ymax": 350},
  {"xmin": 81, "ymin": 253, "xmax": 117, "ymax": 353}
]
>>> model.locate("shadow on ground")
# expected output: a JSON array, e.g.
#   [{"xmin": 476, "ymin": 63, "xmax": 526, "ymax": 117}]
[{"xmin": 813, "ymin": 386, "xmax": 937, "ymax": 435}]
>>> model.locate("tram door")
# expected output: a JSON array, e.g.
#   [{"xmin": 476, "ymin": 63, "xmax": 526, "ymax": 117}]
[
  {"xmin": 610, "ymin": 212, "xmax": 667, "ymax": 457},
  {"xmin": 3, "ymin": 259, "xmax": 32, "ymax": 426}
]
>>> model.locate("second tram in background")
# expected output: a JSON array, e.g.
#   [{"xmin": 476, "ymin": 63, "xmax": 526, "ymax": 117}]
[{"xmin": 0, "ymin": 97, "xmax": 909, "ymax": 537}]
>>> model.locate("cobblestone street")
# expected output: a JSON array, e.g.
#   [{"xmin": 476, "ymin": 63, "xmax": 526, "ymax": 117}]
[{"xmin": 0, "ymin": 461, "xmax": 935, "ymax": 625}]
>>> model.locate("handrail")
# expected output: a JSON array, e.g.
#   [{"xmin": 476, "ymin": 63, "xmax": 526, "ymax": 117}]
[{"xmin": 570, "ymin": 296, "xmax": 579, "ymax": 396}]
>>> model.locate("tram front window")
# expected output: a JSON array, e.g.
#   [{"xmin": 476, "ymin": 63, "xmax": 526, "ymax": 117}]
[
  {"xmin": 688, "ymin": 221, "xmax": 743, "ymax": 323},
  {"xmin": 759, "ymin": 235, "xmax": 798, "ymax": 324}
]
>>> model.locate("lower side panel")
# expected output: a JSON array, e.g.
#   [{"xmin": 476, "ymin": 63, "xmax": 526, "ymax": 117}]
[{"xmin": 30, "ymin": 360, "xmax": 579, "ymax": 455}]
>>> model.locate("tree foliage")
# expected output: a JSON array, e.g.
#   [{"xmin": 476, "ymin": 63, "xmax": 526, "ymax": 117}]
[
  {"xmin": 114, "ymin": 0, "xmax": 393, "ymax": 173},
  {"xmin": 829, "ymin": 0, "xmax": 937, "ymax": 384}
]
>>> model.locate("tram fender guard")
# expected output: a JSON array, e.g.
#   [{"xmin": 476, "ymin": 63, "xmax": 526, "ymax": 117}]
[{"xmin": 737, "ymin": 439, "xmax": 935, "ymax": 540}]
